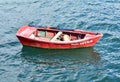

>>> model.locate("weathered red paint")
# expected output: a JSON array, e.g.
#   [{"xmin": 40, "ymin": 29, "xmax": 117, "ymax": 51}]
[{"xmin": 16, "ymin": 25, "xmax": 103, "ymax": 49}]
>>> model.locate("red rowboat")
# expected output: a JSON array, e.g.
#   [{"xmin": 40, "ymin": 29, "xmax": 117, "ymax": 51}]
[{"xmin": 16, "ymin": 25, "xmax": 103, "ymax": 49}]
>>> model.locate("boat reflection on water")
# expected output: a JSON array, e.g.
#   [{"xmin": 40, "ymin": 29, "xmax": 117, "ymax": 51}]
[{"xmin": 20, "ymin": 46, "xmax": 101, "ymax": 66}]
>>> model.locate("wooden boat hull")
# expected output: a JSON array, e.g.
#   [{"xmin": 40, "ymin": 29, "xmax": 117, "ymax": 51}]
[{"xmin": 16, "ymin": 26, "xmax": 103, "ymax": 49}]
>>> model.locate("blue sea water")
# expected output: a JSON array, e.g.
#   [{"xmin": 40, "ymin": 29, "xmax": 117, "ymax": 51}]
[{"xmin": 0, "ymin": 0, "xmax": 120, "ymax": 82}]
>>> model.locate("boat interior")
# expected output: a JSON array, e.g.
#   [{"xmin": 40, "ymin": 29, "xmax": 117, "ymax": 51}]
[{"xmin": 29, "ymin": 29, "xmax": 87, "ymax": 42}]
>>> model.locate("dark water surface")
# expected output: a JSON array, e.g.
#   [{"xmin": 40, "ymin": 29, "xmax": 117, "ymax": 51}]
[{"xmin": 0, "ymin": 0, "xmax": 120, "ymax": 82}]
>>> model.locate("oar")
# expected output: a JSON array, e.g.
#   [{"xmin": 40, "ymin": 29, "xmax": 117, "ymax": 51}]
[{"xmin": 28, "ymin": 20, "xmax": 75, "ymax": 30}]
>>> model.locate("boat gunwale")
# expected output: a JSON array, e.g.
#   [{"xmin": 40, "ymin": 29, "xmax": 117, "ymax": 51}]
[
  {"xmin": 17, "ymin": 33, "xmax": 103, "ymax": 44},
  {"xmin": 16, "ymin": 25, "xmax": 103, "ymax": 44}
]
